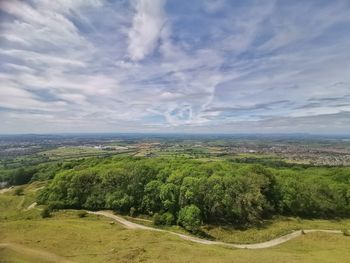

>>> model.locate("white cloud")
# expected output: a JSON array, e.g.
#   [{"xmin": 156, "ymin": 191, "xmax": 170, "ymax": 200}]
[
  {"xmin": 128, "ymin": 0, "xmax": 165, "ymax": 61},
  {"xmin": 0, "ymin": 0, "xmax": 350, "ymax": 133}
]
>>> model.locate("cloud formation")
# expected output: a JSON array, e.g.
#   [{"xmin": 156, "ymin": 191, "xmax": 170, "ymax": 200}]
[
  {"xmin": 128, "ymin": 0, "xmax": 165, "ymax": 61},
  {"xmin": 0, "ymin": 0, "xmax": 350, "ymax": 133}
]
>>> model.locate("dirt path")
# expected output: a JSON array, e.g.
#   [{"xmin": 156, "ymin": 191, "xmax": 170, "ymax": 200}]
[
  {"xmin": 88, "ymin": 211, "xmax": 344, "ymax": 249},
  {"xmin": 26, "ymin": 202, "xmax": 37, "ymax": 210},
  {"xmin": 0, "ymin": 242, "xmax": 76, "ymax": 263},
  {"xmin": 0, "ymin": 186, "xmax": 13, "ymax": 194}
]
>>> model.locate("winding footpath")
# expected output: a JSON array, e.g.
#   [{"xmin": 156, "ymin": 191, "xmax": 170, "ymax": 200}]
[{"xmin": 88, "ymin": 211, "xmax": 344, "ymax": 249}]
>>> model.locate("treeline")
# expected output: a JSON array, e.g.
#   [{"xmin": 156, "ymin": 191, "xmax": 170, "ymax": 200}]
[
  {"xmin": 0, "ymin": 167, "xmax": 37, "ymax": 185},
  {"xmin": 38, "ymin": 157, "xmax": 350, "ymax": 231},
  {"xmin": 0, "ymin": 160, "xmax": 84, "ymax": 186}
]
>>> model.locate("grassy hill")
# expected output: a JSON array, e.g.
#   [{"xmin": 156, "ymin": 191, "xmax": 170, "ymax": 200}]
[{"xmin": 1, "ymin": 184, "xmax": 350, "ymax": 263}]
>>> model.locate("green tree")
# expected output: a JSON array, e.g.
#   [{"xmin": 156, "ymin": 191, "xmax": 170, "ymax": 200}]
[
  {"xmin": 177, "ymin": 205, "xmax": 202, "ymax": 233},
  {"xmin": 203, "ymin": 175, "xmax": 225, "ymax": 221},
  {"xmin": 141, "ymin": 180, "xmax": 162, "ymax": 214},
  {"xmin": 160, "ymin": 183, "xmax": 179, "ymax": 213},
  {"xmin": 179, "ymin": 177, "xmax": 202, "ymax": 207}
]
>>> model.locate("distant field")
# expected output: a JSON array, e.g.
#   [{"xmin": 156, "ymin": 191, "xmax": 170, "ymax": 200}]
[
  {"xmin": 40, "ymin": 146, "xmax": 104, "ymax": 156},
  {"xmin": 1, "ymin": 184, "xmax": 350, "ymax": 263},
  {"xmin": 38, "ymin": 146, "xmax": 122, "ymax": 159}
]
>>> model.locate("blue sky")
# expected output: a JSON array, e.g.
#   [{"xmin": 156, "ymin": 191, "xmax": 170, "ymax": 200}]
[{"xmin": 0, "ymin": 0, "xmax": 350, "ymax": 134}]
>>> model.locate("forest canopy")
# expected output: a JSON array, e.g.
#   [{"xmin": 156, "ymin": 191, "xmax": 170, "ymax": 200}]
[{"xmin": 35, "ymin": 157, "xmax": 350, "ymax": 230}]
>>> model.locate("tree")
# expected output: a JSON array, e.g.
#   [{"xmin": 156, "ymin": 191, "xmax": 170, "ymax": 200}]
[
  {"xmin": 141, "ymin": 180, "xmax": 162, "ymax": 214},
  {"xmin": 9, "ymin": 167, "xmax": 37, "ymax": 185},
  {"xmin": 160, "ymin": 183, "xmax": 179, "ymax": 213},
  {"xmin": 83, "ymin": 191, "xmax": 105, "ymax": 210},
  {"xmin": 223, "ymin": 174, "xmax": 268, "ymax": 225},
  {"xmin": 179, "ymin": 177, "xmax": 202, "ymax": 207},
  {"xmin": 177, "ymin": 205, "xmax": 202, "ymax": 233},
  {"xmin": 203, "ymin": 175, "xmax": 225, "ymax": 221}
]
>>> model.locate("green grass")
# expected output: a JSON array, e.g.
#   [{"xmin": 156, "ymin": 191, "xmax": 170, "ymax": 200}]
[
  {"xmin": 202, "ymin": 217, "xmax": 350, "ymax": 243},
  {"xmin": 37, "ymin": 146, "xmax": 136, "ymax": 161},
  {"xmin": 123, "ymin": 213, "xmax": 350, "ymax": 244},
  {"xmin": 1, "ymin": 214, "xmax": 350, "ymax": 263},
  {"xmin": 0, "ymin": 184, "xmax": 40, "ymax": 221},
  {"xmin": 38, "ymin": 146, "xmax": 107, "ymax": 158},
  {"xmin": 0, "ymin": 248, "xmax": 49, "ymax": 263},
  {"xmin": 1, "ymin": 183, "xmax": 350, "ymax": 263}
]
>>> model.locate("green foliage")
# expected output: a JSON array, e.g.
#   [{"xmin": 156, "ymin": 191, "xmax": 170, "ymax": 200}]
[
  {"xmin": 129, "ymin": 207, "xmax": 136, "ymax": 217},
  {"xmin": 142, "ymin": 180, "xmax": 162, "ymax": 214},
  {"xmin": 41, "ymin": 207, "xmax": 51, "ymax": 218},
  {"xmin": 152, "ymin": 212, "xmax": 175, "ymax": 226},
  {"xmin": 47, "ymin": 201, "xmax": 64, "ymax": 210},
  {"xmin": 153, "ymin": 213, "xmax": 162, "ymax": 225},
  {"xmin": 35, "ymin": 156, "xmax": 350, "ymax": 230},
  {"xmin": 77, "ymin": 210, "xmax": 87, "ymax": 218},
  {"xmin": 160, "ymin": 183, "xmax": 179, "ymax": 213},
  {"xmin": 178, "ymin": 205, "xmax": 202, "ymax": 233},
  {"xmin": 162, "ymin": 212, "xmax": 175, "ymax": 225},
  {"xmin": 8, "ymin": 167, "xmax": 37, "ymax": 185},
  {"xmin": 14, "ymin": 187, "xmax": 24, "ymax": 196},
  {"xmin": 342, "ymin": 229, "xmax": 350, "ymax": 236}
]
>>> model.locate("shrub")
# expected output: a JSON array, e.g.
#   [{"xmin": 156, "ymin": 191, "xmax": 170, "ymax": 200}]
[
  {"xmin": 177, "ymin": 205, "xmax": 202, "ymax": 233},
  {"xmin": 153, "ymin": 213, "xmax": 162, "ymax": 225},
  {"xmin": 41, "ymin": 207, "xmax": 51, "ymax": 218},
  {"xmin": 152, "ymin": 212, "xmax": 175, "ymax": 226},
  {"xmin": 14, "ymin": 187, "xmax": 24, "ymax": 196},
  {"xmin": 161, "ymin": 212, "xmax": 175, "ymax": 226},
  {"xmin": 48, "ymin": 201, "xmax": 64, "ymax": 211},
  {"xmin": 77, "ymin": 210, "xmax": 87, "ymax": 218},
  {"xmin": 130, "ymin": 207, "xmax": 136, "ymax": 217},
  {"xmin": 342, "ymin": 229, "xmax": 350, "ymax": 236}
]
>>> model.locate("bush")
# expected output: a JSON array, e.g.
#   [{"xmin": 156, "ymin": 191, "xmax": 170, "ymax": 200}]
[
  {"xmin": 161, "ymin": 212, "xmax": 175, "ymax": 226},
  {"xmin": 77, "ymin": 210, "xmax": 87, "ymax": 218},
  {"xmin": 48, "ymin": 201, "xmax": 64, "ymax": 211},
  {"xmin": 130, "ymin": 207, "xmax": 136, "ymax": 217},
  {"xmin": 177, "ymin": 205, "xmax": 202, "ymax": 233},
  {"xmin": 152, "ymin": 212, "xmax": 175, "ymax": 226},
  {"xmin": 342, "ymin": 229, "xmax": 350, "ymax": 236},
  {"xmin": 41, "ymin": 207, "xmax": 51, "ymax": 218},
  {"xmin": 14, "ymin": 187, "xmax": 24, "ymax": 196},
  {"xmin": 9, "ymin": 167, "xmax": 37, "ymax": 185},
  {"xmin": 153, "ymin": 213, "xmax": 162, "ymax": 225}
]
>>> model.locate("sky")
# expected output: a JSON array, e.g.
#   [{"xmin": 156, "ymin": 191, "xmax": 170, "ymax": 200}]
[{"xmin": 0, "ymin": 0, "xmax": 350, "ymax": 134}]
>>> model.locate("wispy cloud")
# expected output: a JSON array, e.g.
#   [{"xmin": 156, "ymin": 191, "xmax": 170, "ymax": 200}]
[
  {"xmin": 0, "ymin": 0, "xmax": 350, "ymax": 133},
  {"xmin": 128, "ymin": 0, "xmax": 165, "ymax": 61}
]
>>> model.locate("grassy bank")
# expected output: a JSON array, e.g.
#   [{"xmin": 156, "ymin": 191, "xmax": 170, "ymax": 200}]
[{"xmin": 1, "ymin": 183, "xmax": 350, "ymax": 263}]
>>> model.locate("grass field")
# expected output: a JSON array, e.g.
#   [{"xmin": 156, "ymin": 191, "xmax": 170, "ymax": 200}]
[
  {"xmin": 1, "ymin": 184, "xmax": 350, "ymax": 263},
  {"xmin": 123, "ymin": 213, "xmax": 350, "ymax": 244},
  {"xmin": 202, "ymin": 217, "xmax": 350, "ymax": 243}
]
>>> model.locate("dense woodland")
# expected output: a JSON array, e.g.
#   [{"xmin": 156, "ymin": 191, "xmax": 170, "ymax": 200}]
[
  {"xmin": 27, "ymin": 157, "xmax": 349, "ymax": 232},
  {"xmin": 2, "ymin": 156, "xmax": 350, "ymax": 232}
]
